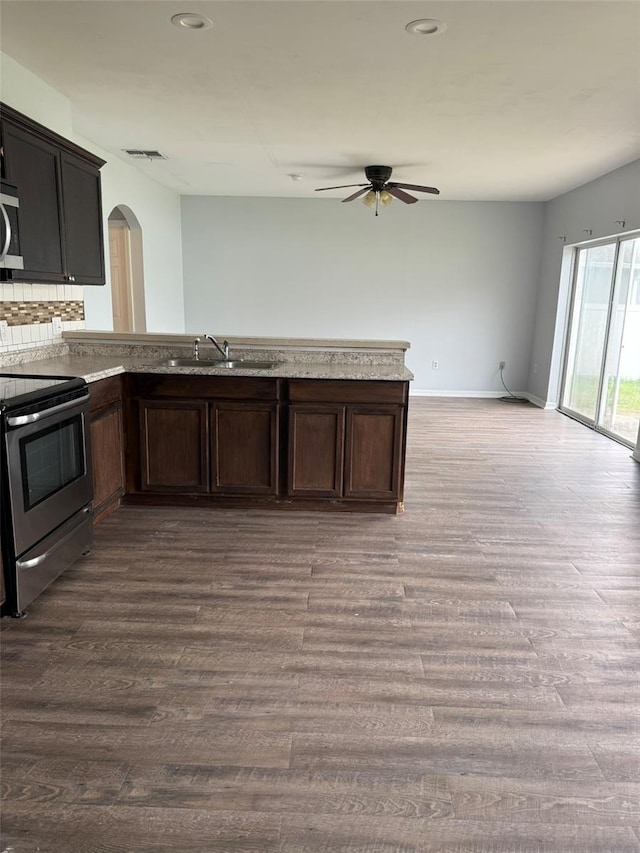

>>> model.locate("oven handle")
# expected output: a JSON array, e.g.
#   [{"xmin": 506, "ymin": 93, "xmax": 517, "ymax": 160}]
[
  {"xmin": 16, "ymin": 507, "xmax": 92, "ymax": 570},
  {"xmin": 7, "ymin": 393, "xmax": 90, "ymax": 427}
]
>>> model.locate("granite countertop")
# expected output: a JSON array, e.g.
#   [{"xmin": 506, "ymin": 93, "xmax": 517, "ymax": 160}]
[{"xmin": 4, "ymin": 353, "xmax": 413, "ymax": 383}]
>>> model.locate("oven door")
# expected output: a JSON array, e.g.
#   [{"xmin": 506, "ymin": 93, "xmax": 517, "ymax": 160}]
[{"xmin": 5, "ymin": 393, "xmax": 93, "ymax": 557}]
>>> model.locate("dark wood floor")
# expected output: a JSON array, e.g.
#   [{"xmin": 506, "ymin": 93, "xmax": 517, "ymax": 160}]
[{"xmin": 2, "ymin": 398, "xmax": 639, "ymax": 852}]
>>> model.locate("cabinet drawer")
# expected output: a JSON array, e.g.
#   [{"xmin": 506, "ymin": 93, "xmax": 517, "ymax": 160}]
[
  {"xmin": 288, "ymin": 379, "xmax": 407, "ymax": 405},
  {"xmin": 133, "ymin": 374, "xmax": 279, "ymax": 401}
]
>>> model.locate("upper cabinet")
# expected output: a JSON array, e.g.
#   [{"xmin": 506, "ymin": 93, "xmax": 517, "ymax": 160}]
[{"xmin": 0, "ymin": 104, "xmax": 106, "ymax": 286}]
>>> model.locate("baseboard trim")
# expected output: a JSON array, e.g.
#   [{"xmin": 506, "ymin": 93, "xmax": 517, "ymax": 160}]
[
  {"xmin": 410, "ymin": 390, "xmax": 507, "ymax": 398},
  {"xmin": 409, "ymin": 389, "xmax": 558, "ymax": 410},
  {"xmin": 525, "ymin": 393, "xmax": 558, "ymax": 410}
]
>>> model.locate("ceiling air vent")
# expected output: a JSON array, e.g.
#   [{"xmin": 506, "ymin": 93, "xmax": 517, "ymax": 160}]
[{"xmin": 123, "ymin": 149, "xmax": 167, "ymax": 160}]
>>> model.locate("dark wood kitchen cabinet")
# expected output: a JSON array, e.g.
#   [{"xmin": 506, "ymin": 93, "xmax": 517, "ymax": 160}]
[
  {"xmin": 130, "ymin": 375, "xmax": 279, "ymax": 498},
  {"xmin": 288, "ymin": 405, "xmax": 345, "ymax": 497},
  {"xmin": 211, "ymin": 401, "xmax": 279, "ymax": 495},
  {"xmin": 89, "ymin": 376, "xmax": 125, "ymax": 522},
  {"xmin": 124, "ymin": 374, "xmax": 408, "ymax": 513},
  {"xmin": 59, "ymin": 151, "xmax": 105, "ymax": 285},
  {"xmin": 344, "ymin": 405, "xmax": 404, "ymax": 499},
  {"xmin": 287, "ymin": 381, "xmax": 406, "ymax": 503},
  {"xmin": 0, "ymin": 104, "xmax": 105, "ymax": 285},
  {"xmin": 139, "ymin": 399, "xmax": 209, "ymax": 493}
]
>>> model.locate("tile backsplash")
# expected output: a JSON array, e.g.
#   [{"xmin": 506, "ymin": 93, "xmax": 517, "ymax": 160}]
[{"xmin": 0, "ymin": 283, "xmax": 86, "ymax": 353}]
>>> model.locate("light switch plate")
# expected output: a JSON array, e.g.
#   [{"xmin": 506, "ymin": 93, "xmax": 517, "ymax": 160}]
[
  {"xmin": 0, "ymin": 320, "xmax": 10, "ymax": 345},
  {"xmin": 52, "ymin": 316, "xmax": 63, "ymax": 336}
]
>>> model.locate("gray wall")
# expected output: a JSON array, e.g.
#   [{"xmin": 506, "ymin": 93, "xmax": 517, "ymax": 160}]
[
  {"xmin": 528, "ymin": 159, "xmax": 640, "ymax": 404},
  {"xmin": 181, "ymin": 197, "xmax": 544, "ymax": 393}
]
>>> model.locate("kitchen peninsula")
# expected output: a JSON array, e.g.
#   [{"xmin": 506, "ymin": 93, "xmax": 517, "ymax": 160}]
[{"xmin": 4, "ymin": 333, "xmax": 412, "ymax": 516}]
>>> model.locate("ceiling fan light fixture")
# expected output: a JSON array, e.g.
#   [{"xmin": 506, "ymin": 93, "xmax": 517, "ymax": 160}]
[
  {"xmin": 405, "ymin": 18, "xmax": 447, "ymax": 36},
  {"xmin": 363, "ymin": 190, "xmax": 377, "ymax": 209},
  {"xmin": 315, "ymin": 166, "xmax": 439, "ymax": 214},
  {"xmin": 171, "ymin": 12, "xmax": 213, "ymax": 31}
]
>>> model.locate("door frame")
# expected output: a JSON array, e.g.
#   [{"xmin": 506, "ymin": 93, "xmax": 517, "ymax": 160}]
[
  {"xmin": 559, "ymin": 232, "xmax": 639, "ymax": 448},
  {"xmin": 107, "ymin": 205, "xmax": 146, "ymax": 333}
]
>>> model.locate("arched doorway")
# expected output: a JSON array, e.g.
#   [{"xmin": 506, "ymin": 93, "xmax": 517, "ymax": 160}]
[{"xmin": 108, "ymin": 205, "xmax": 146, "ymax": 332}]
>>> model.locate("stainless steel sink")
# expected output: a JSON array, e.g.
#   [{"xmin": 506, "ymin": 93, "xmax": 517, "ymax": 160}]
[
  {"xmin": 215, "ymin": 360, "xmax": 279, "ymax": 370},
  {"xmin": 157, "ymin": 358, "xmax": 278, "ymax": 370}
]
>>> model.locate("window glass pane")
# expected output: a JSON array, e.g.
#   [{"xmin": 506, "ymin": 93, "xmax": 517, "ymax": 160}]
[
  {"xmin": 561, "ymin": 243, "xmax": 616, "ymax": 421},
  {"xmin": 601, "ymin": 237, "xmax": 640, "ymax": 444}
]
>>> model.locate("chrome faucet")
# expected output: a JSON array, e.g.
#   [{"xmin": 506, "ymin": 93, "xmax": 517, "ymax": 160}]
[
  {"xmin": 193, "ymin": 337, "xmax": 200, "ymax": 360},
  {"xmin": 203, "ymin": 333, "xmax": 229, "ymax": 360}
]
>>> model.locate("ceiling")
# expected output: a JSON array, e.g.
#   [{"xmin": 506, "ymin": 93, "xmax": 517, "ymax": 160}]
[{"xmin": 1, "ymin": 0, "xmax": 639, "ymax": 201}]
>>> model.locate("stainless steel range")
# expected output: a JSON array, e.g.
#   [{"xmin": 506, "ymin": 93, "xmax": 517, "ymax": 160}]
[{"xmin": 0, "ymin": 374, "xmax": 93, "ymax": 616}]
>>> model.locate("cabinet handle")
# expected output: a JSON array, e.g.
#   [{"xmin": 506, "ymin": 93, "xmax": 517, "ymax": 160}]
[
  {"xmin": 67, "ymin": 275, "xmax": 76, "ymax": 282},
  {"xmin": 0, "ymin": 203, "xmax": 11, "ymax": 263}
]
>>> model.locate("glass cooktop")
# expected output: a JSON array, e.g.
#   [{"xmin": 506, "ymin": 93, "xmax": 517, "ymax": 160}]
[{"xmin": 0, "ymin": 374, "xmax": 86, "ymax": 411}]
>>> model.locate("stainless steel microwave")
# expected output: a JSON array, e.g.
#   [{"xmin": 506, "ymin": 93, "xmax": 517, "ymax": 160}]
[{"xmin": 0, "ymin": 181, "xmax": 24, "ymax": 271}]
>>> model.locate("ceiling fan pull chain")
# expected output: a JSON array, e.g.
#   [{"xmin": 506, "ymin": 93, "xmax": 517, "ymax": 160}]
[{"xmin": 375, "ymin": 192, "xmax": 380, "ymax": 217}]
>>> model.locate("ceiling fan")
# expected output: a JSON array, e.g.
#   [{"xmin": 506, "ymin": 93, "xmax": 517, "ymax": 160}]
[{"xmin": 315, "ymin": 165, "xmax": 440, "ymax": 215}]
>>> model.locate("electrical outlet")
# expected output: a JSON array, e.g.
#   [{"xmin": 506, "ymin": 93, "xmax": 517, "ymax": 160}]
[
  {"xmin": 52, "ymin": 316, "xmax": 63, "ymax": 336},
  {"xmin": 499, "ymin": 361, "xmax": 506, "ymax": 370},
  {"xmin": 0, "ymin": 320, "xmax": 10, "ymax": 345},
  {"xmin": 431, "ymin": 360, "xmax": 439, "ymax": 369}
]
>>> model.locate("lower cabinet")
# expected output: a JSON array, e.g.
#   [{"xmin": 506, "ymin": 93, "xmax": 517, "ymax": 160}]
[
  {"xmin": 344, "ymin": 406, "xmax": 404, "ymax": 499},
  {"xmin": 131, "ymin": 375, "xmax": 280, "ymax": 498},
  {"xmin": 211, "ymin": 401, "xmax": 278, "ymax": 495},
  {"xmin": 126, "ymin": 374, "xmax": 408, "ymax": 513},
  {"xmin": 288, "ymin": 405, "xmax": 345, "ymax": 497},
  {"xmin": 288, "ymin": 403, "xmax": 404, "ymax": 501},
  {"xmin": 89, "ymin": 376, "xmax": 125, "ymax": 522},
  {"xmin": 140, "ymin": 400, "xmax": 209, "ymax": 492}
]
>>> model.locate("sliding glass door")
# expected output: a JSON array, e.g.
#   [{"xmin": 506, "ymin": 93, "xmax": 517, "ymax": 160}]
[{"xmin": 561, "ymin": 234, "xmax": 640, "ymax": 447}]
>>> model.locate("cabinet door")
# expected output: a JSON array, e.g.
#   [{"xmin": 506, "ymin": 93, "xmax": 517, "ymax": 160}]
[
  {"xmin": 139, "ymin": 400, "xmax": 209, "ymax": 492},
  {"xmin": 288, "ymin": 404, "xmax": 344, "ymax": 498},
  {"xmin": 0, "ymin": 545, "xmax": 5, "ymax": 608},
  {"xmin": 90, "ymin": 402, "xmax": 125, "ymax": 520},
  {"xmin": 344, "ymin": 406, "xmax": 404, "ymax": 500},
  {"xmin": 2, "ymin": 120, "xmax": 65, "ymax": 282},
  {"xmin": 60, "ymin": 152, "xmax": 105, "ymax": 285},
  {"xmin": 211, "ymin": 401, "xmax": 278, "ymax": 495}
]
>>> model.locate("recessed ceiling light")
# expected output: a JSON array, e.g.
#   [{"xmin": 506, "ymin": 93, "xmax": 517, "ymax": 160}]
[
  {"xmin": 171, "ymin": 12, "xmax": 213, "ymax": 31},
  {"xmin": 405, "ymin": 19, "xmax": 447, "ymax": 36}
]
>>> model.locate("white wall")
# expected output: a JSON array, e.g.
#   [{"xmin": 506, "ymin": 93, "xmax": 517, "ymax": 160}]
[
  {"xmin": 0, "ymin": 52, "xmax": 185, "ymax": 334},
  {"xmin": 76, "ymin": 132, "xmax": 185, "ymax": 333},
  {"xmin": 181, "ymin": 197, "xmax": 544, "ymax": 392},
  {"xmin": 528, "ymin": 159, "xmax": 640, "ymax": 405},
  {"xmin": 0, "ymin": 53, "xmax": 72, "ymax": 137}
]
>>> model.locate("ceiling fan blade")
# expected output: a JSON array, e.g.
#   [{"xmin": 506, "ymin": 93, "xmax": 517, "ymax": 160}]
[
  {"xmin": 315, "ymin": 184, "xmax": 368, "ymax": 192},
  {"xmin": 388, "ymin": 182, "xmax": 440, "ymax": 195},
  {"xmin": 386, "ymin": 186, "xmax": 418, "ymax": 204},
  {"xmin": 342, "ymin": 188, "xmax": 370, "ymax": 203}
]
